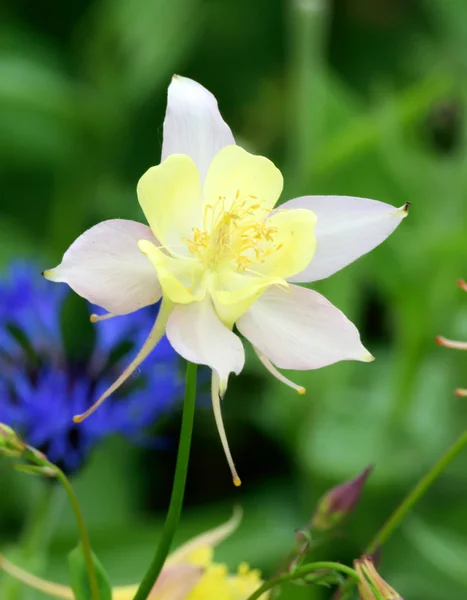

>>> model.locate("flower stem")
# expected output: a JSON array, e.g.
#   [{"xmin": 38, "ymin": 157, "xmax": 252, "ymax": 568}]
[
  {"xmin": 339, "ymin": 429, "xmax": 467, "ymax": 599},
  {"xmin": 245, "ymin": 561, "xmax": 360, "ymax": 600},
  {"xmin": 365, "ymin": 429, "xmax": 467, "ymax": 554},
  {"xmin": 132, "ymin": 361, "xmax": 198, "ymax": 600},
  {"xmin": 54, "ymin": 469, "xmax": 100, "ymax": 600},
  {"xmin": 287, "ymin": 0, "xmax": 329, "ymax": 193}
]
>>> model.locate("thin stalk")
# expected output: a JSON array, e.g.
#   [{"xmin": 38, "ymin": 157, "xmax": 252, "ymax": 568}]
[
  {"xmin": 287, "ymin": 0, "xmax": 329, "ymax": 193},
  {"xmin": 365, "ymin": 429, "xmax": 467, "ymax": 554},
  {"xmin": 246, "ymin": 561, "xmax": 360, "ymax": 600},
  {"xmin": 54, "ymin": 470, "xmax": 100, "ymax": 600},
  {"xmin": 339, "ymin": 429, "xmax": 467, "ymax": 599},
  {"xmin": 132, "ymin": 362, "xmax": 198, "ymax": 600}
]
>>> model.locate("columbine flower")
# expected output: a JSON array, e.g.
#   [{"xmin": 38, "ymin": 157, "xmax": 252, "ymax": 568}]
[
  {"xmin": 436, "ymin": 279, "xmax": 467, "ymax": 397},
  {"xmin": 354, "ymin": 557, "xmax": 403, "ymax": 600},
  {"xmin": 43, "ymin": 75, "xmax": 408, "ymax": 484},
  {"xmin": 0, "ymin": 262, "xmax": 182, "ymax": 474},
  {"xmin": 0, "ymin": 509, "xmax": 268, "ymax": 600}
]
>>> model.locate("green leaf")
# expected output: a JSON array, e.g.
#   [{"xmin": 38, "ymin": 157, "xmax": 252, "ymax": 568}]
[{"xmin": 68, "ymin": 544, "xmax": 112, "ymax": 600}]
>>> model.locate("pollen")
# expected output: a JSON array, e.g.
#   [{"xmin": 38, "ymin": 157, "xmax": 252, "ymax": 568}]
[{"xmin": 183, "ymin": 192, "xmax": 280, "ymax": 272}]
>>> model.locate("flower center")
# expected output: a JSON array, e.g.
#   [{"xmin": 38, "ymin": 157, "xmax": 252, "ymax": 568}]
[{"xmin": 182, "ymin": 191, "xmax": 282, "ymax": 272}]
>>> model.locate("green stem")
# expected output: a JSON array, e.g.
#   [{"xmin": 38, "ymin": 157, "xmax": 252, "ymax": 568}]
[
  {"xmin": 339, "ymin": 429, "xmax": 467, "ymax": 600},
  {"xmin": 246, "ymin": 561, "xmax": 360, "ymax": 600},
  {"xmin": 132, "ymin": 362, "xmax": 198, "ymax": 600},
  {"xmin": 287, "ymin": 0, "xmax": 329, "ymax": 193},
  {"xmin": 365, "ymin": 429, "xmax": 467, "ymax": 554},
  {"xmin": 54, "ymin": 470, "xmax": 100, "ymax": 600}
]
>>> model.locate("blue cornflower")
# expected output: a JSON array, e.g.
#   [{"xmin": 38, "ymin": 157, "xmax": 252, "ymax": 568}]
[{"xmin": 0, "ymin": 262, "xmax": 183, "ymax": 474}]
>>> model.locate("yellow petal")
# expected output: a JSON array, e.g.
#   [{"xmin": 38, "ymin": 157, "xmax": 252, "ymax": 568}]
[
  {"xmin": 255, "ymin": 208, "xmax": 317, "ymax": 279},
  {"xmin": 211, "ymin": 271, "xmax": 283, "ymax": 328},
  {"xmin": 202, "ymin": 145, "xmax": 283, "ymax": 223},
  {"xmin": 139, "ymin": 240, "xmax": 207, "ymax": 304},
  {"xmin": 137, "ymin": 154, "xmax": 203, "ymax": 254},
  {"xmin": 209, "ymin": 208, "xmax": 316, "ymax": 327},
  {"xmin": 113, "ymin": 587, "xmax": 138, "ymax": 600}
]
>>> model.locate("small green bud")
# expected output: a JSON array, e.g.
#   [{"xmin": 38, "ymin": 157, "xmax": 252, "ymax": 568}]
[{"xmin": 0, "ymin": 424, "xmax": 25, "ymax": 454}]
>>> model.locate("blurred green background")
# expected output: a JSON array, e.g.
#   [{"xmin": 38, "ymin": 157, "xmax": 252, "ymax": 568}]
[{"xmin": 2, "ymin": 0, "xmax": 467, "ymax": 598}]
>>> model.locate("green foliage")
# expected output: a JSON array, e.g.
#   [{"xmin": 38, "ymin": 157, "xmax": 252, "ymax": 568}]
[{"xmin": 68, "ymin": 545, "xmax": 112, "ymax": 600}]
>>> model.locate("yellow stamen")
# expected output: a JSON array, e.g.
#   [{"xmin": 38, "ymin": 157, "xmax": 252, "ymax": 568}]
[
  {"xmin": 211, "ymin": 372, "xmax": 241, "ymax": 487},
  {"xmin": 74, "ymin": 298, "xmax": 172, "ymax": 423},
  {"xmin": 183, "ymin": 192, "xmax": 282, "ymax": 272}
]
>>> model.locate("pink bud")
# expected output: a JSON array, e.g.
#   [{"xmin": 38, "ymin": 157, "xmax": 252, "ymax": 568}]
[{"xmin": 312, "ymin": 466, "xmax": 373, "ymax": 531}]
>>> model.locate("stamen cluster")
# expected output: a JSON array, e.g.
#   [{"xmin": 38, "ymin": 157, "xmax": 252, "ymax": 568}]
[{"xmin": 183, "ymin": 192, "xmax": 280, "ymax": 272}]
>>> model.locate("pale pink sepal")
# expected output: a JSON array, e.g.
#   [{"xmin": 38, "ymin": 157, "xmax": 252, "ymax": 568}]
[
  {"xmin": 149, "ymin": 564, "xmax": 203, "ymax": 600},
  {"xmin": 165, "ymin": 298, "xmax": 245, "ymax": 392},
  {"xmin": 43, "ymin": 219, "xmax": 162, "ymax": 315},
  {"xmin": 280, "ymin": 196, "xmax": 409, "ymax": 282},
  {"xmin": 162, "ymin": 75, "xmax": 235, "ymax": 182},
  {"xmin": 237, "ymin": 284, "xmax": 373, "ymax": 370}
]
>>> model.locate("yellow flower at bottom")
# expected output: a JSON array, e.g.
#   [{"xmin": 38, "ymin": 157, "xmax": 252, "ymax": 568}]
[
  {"xmin": 183, "ymin": 546, "xmax": 265, "ymax": 600},
  {"xmin": 0, "ymin": 510, "xmax": 267, "ymax": 600}
]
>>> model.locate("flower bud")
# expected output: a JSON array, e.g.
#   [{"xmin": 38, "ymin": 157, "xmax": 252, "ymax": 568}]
[
  {"xmin": 354, "ymin": 556, "xmax": 403, "ymax": 600},
  {"xmin": 0, "ymin": 424, "xmax": 25, "ymax": 455},
  {"xmin": 312, "ymin": 466, "xmax": 373, "ymax": 531}
]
